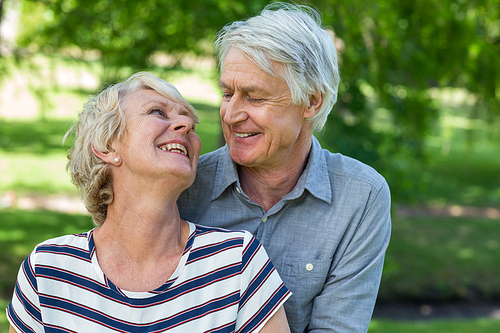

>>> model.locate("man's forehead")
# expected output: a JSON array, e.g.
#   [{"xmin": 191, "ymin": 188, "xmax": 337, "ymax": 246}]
[{"xmin": 217, "ymin": 77, "xmax": 265, "ymax": 92}]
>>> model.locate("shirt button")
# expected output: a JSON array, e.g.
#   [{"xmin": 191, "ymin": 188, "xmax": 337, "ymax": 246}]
[
  {"xmin": 305, "ymin": 263, "xmax": 314, "ymax": 271},
  {"xmin": 262, "ymin": 217, "xmax": 268, "ymax": 223}
]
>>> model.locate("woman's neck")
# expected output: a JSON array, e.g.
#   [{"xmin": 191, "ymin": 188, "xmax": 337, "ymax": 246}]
[{"xmin": 92, "ymin": 183, "xmax": 190, "ymax": 292}]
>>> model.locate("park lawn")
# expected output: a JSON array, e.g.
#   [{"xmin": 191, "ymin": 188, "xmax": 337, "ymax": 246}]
[
  {"xmin": 379, "ymin": 215, "xmax": 500, "ymax": 302},
  {"xmin": 418, "ymin": 133, "xmax": 500, "ymax": 208},
  {"xmin": 368, "ymin": 318, "xmax": 500, "ymax": 332}
]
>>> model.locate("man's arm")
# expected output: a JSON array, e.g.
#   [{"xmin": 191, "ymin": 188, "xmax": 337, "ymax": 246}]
[{"xmin": 308, "ymin": 181, "xmax": 391, "ymax": 332}]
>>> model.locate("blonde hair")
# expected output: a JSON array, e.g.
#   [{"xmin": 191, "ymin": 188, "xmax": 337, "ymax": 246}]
[{"xmin": 66, "ymin": 72, "xmax": 199, "ymax": 226}]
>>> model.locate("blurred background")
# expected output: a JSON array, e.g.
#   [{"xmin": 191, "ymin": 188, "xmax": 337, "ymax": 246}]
[{"xmin": 0, "ymin": 0, "xmax": 499, "ymax": 331}]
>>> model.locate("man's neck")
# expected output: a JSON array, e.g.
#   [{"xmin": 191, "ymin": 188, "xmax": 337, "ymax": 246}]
[{"xmin": 238, "ymin": 140, "xmax": 312, "ymax": 212}]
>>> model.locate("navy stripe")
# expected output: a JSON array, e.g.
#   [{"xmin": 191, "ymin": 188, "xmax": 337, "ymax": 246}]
[
  {"xmin": 239, "ymin": 284, "xmax": 291, "ymax": 333},
  {"xmin": 36, "ymin": 244, "xmax": 91, "ymax": 262},
  {"xmin": 205, "ymin": 321, "xmax": 236, "ymax": 333},
  {"xmin": 7, "ymin": 304, "xmax": 36, "ymax": 333},
  {"xmin": 188, "ymin": 237, "xmax": 242, "ymax": 263},
  {"xmin": 14, "ymin": 282, "xmax": 42, "ymax": 324},
  {"xmin": 35, "ymin": 261, "xmax": 241, "ymax": 307},
  {"xmin": 239, "ymin": 259, "xmax": 274, "ymax": 309},
  {"xmin": 45, "ymin": 323, "xmax": 78, "ymax": 333},
  {"xmin": 22, "ymin": 255, "xmax": 38, "ymax": 293},
  {"xmin": 40, "ymin": 291, "xmax": 240, "ymax": 332},
  {"xmin": 195, "ymin": 224, "xmax": 235, "ymax": 234},
  {"xmin": 241, "ymin": 237, "xmax": 261, "ymax": 270}
]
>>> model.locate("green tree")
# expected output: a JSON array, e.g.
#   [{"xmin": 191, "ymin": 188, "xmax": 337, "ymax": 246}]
[
  {"xmin": 310, "ymin": 0, "xmax": 500, "ymax": 200},
  {"xmin": 17, "ymin": 0, "xmax": 268, "ymax": 81},
  {"xmin": 13, "ymin": 0, "xmax": 500, "ymax": 201}
]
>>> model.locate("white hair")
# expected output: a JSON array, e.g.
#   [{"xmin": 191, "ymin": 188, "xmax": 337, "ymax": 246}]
[{"xmin": 214, "ymin": 2, "xmax": 340, "ymax": 131}]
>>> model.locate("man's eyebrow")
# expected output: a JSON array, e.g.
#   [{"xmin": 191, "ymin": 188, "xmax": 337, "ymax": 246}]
[
  {"xmin": 218, "ymin": 79, "xmax": 263, "ymax": 93},
  {"xmin": 217, "ymin": 79, "xmax": 228, "ymax": 89}
]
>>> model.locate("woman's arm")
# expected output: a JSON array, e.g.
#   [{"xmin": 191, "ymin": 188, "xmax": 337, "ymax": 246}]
[
  {"xmin": 9, "ymin": 324, "xmax": 17, "ymax": 333},
  {"xmin": 259, "ymin": 305, "xmax": 290, "ymax": 333}
]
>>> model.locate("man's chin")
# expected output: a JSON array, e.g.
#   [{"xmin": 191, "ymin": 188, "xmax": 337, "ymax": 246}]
[{"xmin": 228, "ymin": 149, "xmax": 260, "ymax": 168}]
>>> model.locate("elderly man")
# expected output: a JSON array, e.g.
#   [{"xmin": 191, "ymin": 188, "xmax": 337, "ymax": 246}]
[{"xmin": 178, "ymin": 2, "xmax": 391, "ymax": 332}]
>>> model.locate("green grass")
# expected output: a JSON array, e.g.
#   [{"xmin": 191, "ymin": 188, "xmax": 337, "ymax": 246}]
[
  {"xmin": 416, "ymin": 130, "xmax": 500, "ymax": 207},
  {"xmin": 368, "ymin": 318, "xmax": 500, "ymax": 332},
  {"xmin": 379, "ymin": 216, "xmax": 500, "ymax": 302}
]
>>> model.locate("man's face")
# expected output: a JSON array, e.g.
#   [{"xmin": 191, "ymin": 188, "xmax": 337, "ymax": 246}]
[{"xmin": 218, "ymin": 47, "xmax": 315, "ymax": 171}]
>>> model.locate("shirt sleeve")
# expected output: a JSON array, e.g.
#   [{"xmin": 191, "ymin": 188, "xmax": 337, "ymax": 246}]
[
  {"xmin": 308, "ymin": 180, "xmax": 392, "ymax": 332},
  {"xmin": 236, "ymin": 232, "xmax": 291, "ymax": 333},
  {"xmin": 7, "ymin": 251, "xmax": 44, "ymax": 333}
]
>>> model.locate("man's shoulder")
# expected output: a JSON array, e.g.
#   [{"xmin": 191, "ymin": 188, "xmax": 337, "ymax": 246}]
[
  {"xmin": 322, "ymin": 148, "xmax": 387, "ymax": 190},
  {"xmin": 196, "ymin": 147, "xmax": 224, "ymax": 175}
]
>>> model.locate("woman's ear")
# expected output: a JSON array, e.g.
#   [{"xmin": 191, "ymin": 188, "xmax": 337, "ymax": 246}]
[
  {"xmin": 91, "ymin": 143, "xmax": 120, "ymax": 165},
  {"xmin": 304, "ymin": 93, "xmax": 324, "ymax": 119}
]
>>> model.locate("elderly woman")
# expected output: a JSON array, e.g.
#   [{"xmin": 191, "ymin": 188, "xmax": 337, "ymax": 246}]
[{"xmin": 7, "ymin": 72, "xmax": 291, "ymax": 332}]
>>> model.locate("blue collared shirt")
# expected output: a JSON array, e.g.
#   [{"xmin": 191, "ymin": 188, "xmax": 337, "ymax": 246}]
[{"xmin": 178, "ymin": 136, "xmax": 391, "ymax": 333}]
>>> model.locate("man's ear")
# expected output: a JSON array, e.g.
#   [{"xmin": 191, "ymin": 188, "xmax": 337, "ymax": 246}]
[
  {"xmin": 304, "ymin": 93, "xmax": 324, "ymax": 119},
  {"xmin": 91, "ymin": 143, "xmax": 119, "ymax": 164}
]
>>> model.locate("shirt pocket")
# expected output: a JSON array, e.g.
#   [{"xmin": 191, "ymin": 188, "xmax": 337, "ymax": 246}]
[{"xmin": 280, "ymin": 258, "xmax": 332, "ymax": 297}]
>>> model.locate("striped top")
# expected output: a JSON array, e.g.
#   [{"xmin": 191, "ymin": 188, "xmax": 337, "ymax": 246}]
[{"xmin": 7, "ymin": 222, "xmax": 291, "ymax": 332}]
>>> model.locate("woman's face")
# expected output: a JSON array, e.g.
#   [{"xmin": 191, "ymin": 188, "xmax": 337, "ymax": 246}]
[{"xmin": 112, "ymin": 89, "xmax": 201, "ymax": 191}]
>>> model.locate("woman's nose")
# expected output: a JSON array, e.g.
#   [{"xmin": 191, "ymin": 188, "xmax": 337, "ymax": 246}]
[{"xmin": 172, "ymin": 115, "xmax": 195, "ymax": 134}]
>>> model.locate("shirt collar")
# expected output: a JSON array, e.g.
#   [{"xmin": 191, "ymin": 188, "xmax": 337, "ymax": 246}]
[
  {"xmin": 302, "ymin": 136, "xmax": 333, "ymax": 204},
  {"xmin": 212, "ymin": 145, "xmax": 240, "ymax": 200},
  {"xmin": 211, "ymin": 136, "xmax": 332, "ymax": 204}
]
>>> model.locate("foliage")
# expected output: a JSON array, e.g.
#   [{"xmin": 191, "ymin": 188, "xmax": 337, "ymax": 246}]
[
  {"xmin": 16, "ymin": 0, "xmax": 268, "ymax": 81},
  {"xmin": 10, "ymin": 0, "xmax": 500, "ymax": 201},
  {"xmin": 312, "ymin": 0, "xmax": 500, "ymax": 200}
]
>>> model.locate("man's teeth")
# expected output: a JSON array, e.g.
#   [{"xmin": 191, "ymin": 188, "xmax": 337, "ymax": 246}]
[
  {"xmin": 235, "ymin": 132, "xmax": 258, "ymax": 138},
  {"xmin": 160, "ymin": 143, "xmax": 187, "ymax": 156}
]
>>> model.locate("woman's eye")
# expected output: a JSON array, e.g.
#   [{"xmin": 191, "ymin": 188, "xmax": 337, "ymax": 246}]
[{"xmin": 149, "ymin": 109, "xmax": 165, "ymax": 116}]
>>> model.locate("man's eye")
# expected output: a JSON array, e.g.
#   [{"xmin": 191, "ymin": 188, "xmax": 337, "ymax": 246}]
[
  {"xmin": 149, "ymin": 108, "xmax": 165, "ymax": 116},
  {"xmin": 247, "ymin": 96, "xmax": 263, "ymax": 103},
  {"xmin": 222, "ymin": 93, "xmax": 233, "ymax": 100}
]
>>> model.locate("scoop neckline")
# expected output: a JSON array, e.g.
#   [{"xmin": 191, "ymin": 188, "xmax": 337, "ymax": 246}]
[{"xmin": 86, "ymin": 222, "xmax": 196, "ymax": 299}]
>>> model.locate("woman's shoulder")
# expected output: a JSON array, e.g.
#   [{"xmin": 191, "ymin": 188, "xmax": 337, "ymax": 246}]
[
  {"xmin": 189, "ymin": 222, "xmax": 254, "ymax": 247},
  {"xmin": 30, "ymin": 230, "xmax": 93, "ymax": 260},
  {"xmin": 36, "ymin": 230, "xmax": 91, "ymax": 247}
]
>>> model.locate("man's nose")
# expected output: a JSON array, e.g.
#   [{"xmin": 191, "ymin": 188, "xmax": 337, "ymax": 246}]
[{"xmin": 222, "ymin": 95, "xmax": 247, "ymax": 124}]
